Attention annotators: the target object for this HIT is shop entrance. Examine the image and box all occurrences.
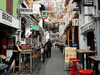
[72,26,79,49]
[0,31,7,55]
[87,32,94,51]
[0,31,2,54]
[69,29,72,47]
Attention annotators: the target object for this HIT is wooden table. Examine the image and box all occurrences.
[19,50,34,73]
[29,51,44,73]
[89,56,100,75]
[76,50,96,69]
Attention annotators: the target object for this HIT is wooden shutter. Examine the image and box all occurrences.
[6,0,13,15]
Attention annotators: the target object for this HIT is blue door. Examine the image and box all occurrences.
[69,29,72,47]
[72,27,79,49]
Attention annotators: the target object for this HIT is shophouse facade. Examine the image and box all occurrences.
[64,0,100,62]
[0,0,20,57]
[74,0,100,56]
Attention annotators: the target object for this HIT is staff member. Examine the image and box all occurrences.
[6,41,22,71]
[44,39,52,58]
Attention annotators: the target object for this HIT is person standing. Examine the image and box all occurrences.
[6,41,22,71]
[44,39,52,58]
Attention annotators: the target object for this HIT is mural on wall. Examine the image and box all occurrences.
[25,35,32,49]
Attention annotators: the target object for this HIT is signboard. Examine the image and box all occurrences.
[65,47,76,70]
[83,0,93,6]
[82,23,94,33]
[72,19,79,26]
[20,8,33,14]
[32,25,38,30]
[0,9,19,29]
[41,10,47,17]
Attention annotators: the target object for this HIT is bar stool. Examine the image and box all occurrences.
[79,69,93,75]
[72,60,81,75]
[13,60,19,74]
[68,58,77,74]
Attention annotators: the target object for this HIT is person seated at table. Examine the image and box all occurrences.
[5,41,22,71]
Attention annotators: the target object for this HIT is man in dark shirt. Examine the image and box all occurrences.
[44,39,52,58]
[6,41,22,71]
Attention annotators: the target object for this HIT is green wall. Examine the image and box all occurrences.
[0,0,6,11]
[13,0,19,18]
[0,0,19,18]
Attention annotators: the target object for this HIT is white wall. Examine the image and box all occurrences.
[39,19,43,28]
[33,1,41,14]
[59,25,65,37]
[46,33,49,42]
[79,2,88,49]
[44,31,49,43]
[25,18,31,38]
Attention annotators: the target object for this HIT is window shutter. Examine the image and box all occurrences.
[6,0,13,15]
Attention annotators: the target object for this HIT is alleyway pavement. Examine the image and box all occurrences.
[45,47,68,75]
[31,47,70,75]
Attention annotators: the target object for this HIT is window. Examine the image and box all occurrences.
[6,0,13,15]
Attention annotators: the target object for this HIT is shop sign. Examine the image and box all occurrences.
[82,23,94,33]
[83,0,93,6]
[41,10,47,19]
[72,19,79,26]
[20,8,33,14]
[2,12,12,22]
[0,9,19,29]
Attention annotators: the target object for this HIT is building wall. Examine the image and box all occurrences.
[0,0,6,11]
[13,0,19,18]
[25,18,31,38]
[0,0,19,18]
[59,25,65,37]
[79,0,100,56]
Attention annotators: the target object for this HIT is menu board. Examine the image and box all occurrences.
[7,37,15,49]
[65,47,76,70]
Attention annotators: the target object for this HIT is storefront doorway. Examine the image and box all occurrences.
[87,32,94,51]
[0,31,2,54]
[0,31,7,55]
[69,28,72,47]
[73,26,79,49]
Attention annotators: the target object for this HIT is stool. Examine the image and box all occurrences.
[79,70,93,75]
[13,60,19,74]
[68,58,77,74]
[72,60,81,75]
